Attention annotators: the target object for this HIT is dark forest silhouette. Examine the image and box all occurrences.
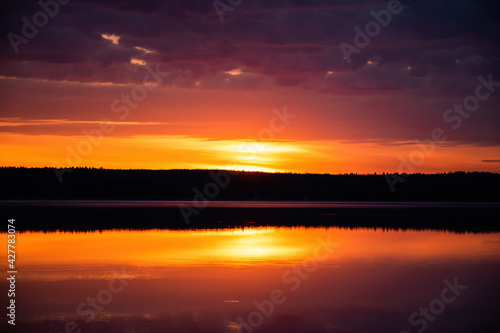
[1,167,499,201]
[1,167,499,232]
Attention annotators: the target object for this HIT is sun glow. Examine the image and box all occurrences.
[219,235,289,259]
[212,140,306,172]
[15,227,316,279]
[2,130,500,174]
[14,227,500,281]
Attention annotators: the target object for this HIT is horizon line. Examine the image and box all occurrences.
[1,166,499,176]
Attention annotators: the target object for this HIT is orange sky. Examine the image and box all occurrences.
[1,1,500,174]
[1,77,499,174]
[1,132,499,174]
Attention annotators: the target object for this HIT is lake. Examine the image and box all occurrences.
[1,201,499,332]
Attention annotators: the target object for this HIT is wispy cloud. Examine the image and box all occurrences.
[0,118,169,127]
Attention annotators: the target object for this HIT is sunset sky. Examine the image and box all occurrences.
[1,0,499,174]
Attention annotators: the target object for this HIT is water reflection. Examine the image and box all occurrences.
[4,200,500,232]
[2,227,500,332]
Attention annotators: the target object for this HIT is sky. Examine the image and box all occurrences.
[0,0,499,174]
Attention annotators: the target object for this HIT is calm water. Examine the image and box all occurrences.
[4,200,499,208]
[2,225,500,332]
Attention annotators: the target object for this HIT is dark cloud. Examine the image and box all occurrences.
[1,0,498,86]
[0,0,499,146]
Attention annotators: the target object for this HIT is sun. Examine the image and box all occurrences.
[211,140,302,173]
